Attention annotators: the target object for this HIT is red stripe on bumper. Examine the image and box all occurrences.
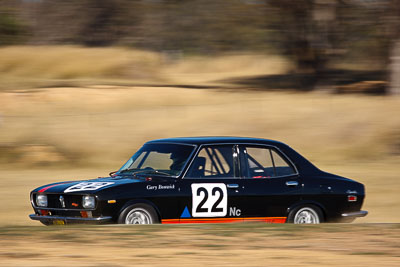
[162,217,287,224]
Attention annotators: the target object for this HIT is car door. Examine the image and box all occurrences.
[171,144,246,223]
[237,145,302,222]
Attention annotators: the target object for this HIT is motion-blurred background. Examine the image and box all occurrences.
[0,0,399,224]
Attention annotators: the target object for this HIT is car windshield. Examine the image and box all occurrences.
[118,143,196,177]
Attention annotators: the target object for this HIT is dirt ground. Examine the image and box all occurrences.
[0,224,399,267]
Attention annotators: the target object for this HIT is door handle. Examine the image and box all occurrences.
[286,181,298,187]
[227,184,239,189]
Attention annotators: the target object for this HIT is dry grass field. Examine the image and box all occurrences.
[1,86,400,165]
[0,224,399,267]
[0,46,291,89]
[0,46,399,266]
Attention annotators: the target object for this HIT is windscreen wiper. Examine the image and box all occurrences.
[132,170,174,177]
[119,168,137,173]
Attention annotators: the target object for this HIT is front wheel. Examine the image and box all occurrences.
[118,204,159,224]
[287,205,324,224]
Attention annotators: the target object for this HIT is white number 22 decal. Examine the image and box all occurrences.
[191,183,227,217]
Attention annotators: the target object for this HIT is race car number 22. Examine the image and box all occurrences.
[191,183,227,217]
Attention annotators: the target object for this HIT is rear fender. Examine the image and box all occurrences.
[286,200,327,221]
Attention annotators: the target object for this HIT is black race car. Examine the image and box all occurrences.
[29,137,367,225]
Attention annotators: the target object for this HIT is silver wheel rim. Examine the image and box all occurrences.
[125,208,152,224]
[294,207,320,224]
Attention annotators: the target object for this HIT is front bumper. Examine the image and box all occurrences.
[29,214,113,224]
[341,210,368,217]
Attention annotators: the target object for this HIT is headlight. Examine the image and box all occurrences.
[82,195,95,209]
[36,194,48,207]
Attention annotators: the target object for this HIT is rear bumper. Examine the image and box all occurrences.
[341,210,368,218]
[29,214,113,224]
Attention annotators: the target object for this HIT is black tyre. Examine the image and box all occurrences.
[287,205,324,224]
[118,203,159,224]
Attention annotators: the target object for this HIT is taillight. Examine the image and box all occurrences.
[348,195,357,202]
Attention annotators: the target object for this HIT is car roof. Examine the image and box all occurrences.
[146,136,323,176]
[147,136,285,146]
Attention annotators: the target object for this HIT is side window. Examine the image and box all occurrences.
[271,150,296,176]
[243,146,295,178]
[185,145,235,178]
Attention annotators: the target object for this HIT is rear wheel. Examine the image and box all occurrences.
[118,204,159,224]
[288,205,324,224]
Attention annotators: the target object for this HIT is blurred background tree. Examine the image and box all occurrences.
[0,6,26,45]
[388,0,400,95]
[0,0,399,93]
